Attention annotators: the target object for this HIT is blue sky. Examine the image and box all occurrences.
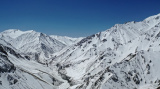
[0,0,160,37]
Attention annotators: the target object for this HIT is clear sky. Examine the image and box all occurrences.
[0,0,160,37]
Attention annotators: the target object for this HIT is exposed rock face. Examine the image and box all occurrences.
[0,44,16,73]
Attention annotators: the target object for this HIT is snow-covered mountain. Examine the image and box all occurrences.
[51,13,160,89]
[1,13,160,89]
[0,29,67,63]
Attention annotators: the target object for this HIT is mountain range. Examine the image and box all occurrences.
[0,13,160,89]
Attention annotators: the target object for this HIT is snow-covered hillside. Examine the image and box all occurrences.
[1,13,160,89]
[0,39,70,89]
[51,13,160,89]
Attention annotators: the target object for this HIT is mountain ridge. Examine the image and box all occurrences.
[51,13,160,89]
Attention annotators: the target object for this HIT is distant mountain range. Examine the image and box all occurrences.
[0,13,160,89]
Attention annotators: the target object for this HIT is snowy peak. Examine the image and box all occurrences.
[144,13,160,21]
[0,30,66,63]
[0,29,65,51]
[1,29,34,38]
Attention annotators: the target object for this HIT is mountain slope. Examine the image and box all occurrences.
[0,39,70,89]
[51,13,160,89]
